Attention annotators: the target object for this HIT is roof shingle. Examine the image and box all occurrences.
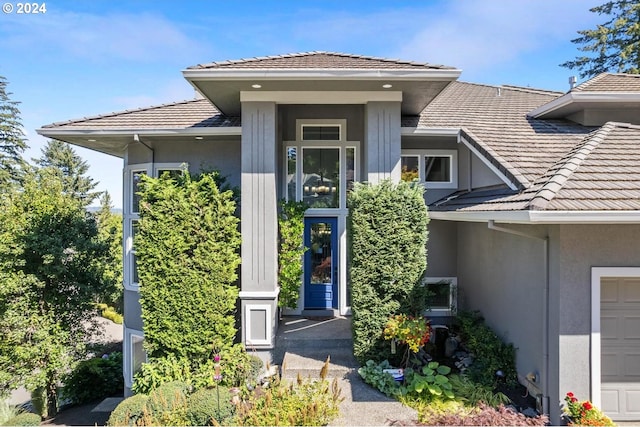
[572,73,640,92]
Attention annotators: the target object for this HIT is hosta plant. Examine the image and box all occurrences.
[405,361,454,399]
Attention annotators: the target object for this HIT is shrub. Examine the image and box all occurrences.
[107,394,149,426]
[348,180,429,364]
[278,200,308,309]
[145,381,190,425]
[132,345,258,394]
[0,400,22,426]
[448,374,510,407]
[137,171,241,362]
[186,387,235,426]
[405,361,454,400]
[235,376,342,426]
[101,306,123,324]
[418,403,548,426]
[2,412,41,426]
[62,352,123,404]
[455,311,517,386]
[357,360,402,397]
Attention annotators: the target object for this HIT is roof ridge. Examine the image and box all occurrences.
[189,51,449,70]
[457,81,562,96]
[527,122,617,210]
[43,98,213,128]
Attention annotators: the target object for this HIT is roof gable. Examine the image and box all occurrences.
[572,73,640,92]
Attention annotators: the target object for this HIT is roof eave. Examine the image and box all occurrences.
[529,92,640,118]
[430,209,640,224]
[182,68,462,81]
[37,127,243,137]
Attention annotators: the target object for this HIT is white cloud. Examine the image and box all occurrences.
[1,10,206,63]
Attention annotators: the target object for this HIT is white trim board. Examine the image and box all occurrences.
[590,267,640,408]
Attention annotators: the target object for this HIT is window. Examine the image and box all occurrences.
[401,150,458,189]
[302,125,341,141]
[423,277,457,316]
[286,119,357,210]
[124,163,186,292]
[124,328,146,388]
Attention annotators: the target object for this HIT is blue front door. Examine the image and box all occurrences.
[304,217,338,309]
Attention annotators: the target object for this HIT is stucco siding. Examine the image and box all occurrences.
[456,222,546,394]
[554,224,640,408]
[425,219,457,277]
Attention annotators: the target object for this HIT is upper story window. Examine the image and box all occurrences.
[401,149,458,189]
[286,119,357,211]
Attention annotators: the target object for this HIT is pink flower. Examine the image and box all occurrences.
[213,354,221,362]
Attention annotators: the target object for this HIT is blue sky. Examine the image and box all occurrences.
[1,0,603,208]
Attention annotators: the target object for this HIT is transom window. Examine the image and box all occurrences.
[401,149,458,189]
[302,125,341,141]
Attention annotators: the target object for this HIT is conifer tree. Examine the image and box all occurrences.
[562,1,640,78]
[0,76,27,191]
[35,139,100,205]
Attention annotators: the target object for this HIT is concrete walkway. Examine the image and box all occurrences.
[276,315,417,426]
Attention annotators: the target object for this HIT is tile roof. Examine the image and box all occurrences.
[572,73,640,92]
[41,98,239,130]
[188,51,455,70]
[417,81,592,187]
[431,122,640,212]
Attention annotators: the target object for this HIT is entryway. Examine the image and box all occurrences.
[304,217,338,310]
[596,271,640,421]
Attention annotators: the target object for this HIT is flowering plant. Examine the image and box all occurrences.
[563,392,615,426]
[383,314,431,353]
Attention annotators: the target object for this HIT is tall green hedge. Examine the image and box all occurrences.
[136,171,241,362]
[348,180,429,364]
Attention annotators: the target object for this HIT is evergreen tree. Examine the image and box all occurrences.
[561,1,640,78]
[35,139,101,205]
[0,171,108,416]
[0,76,27,191]
[95,192,123,311]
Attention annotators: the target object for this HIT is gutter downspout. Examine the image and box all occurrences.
[487,220,550,416]
[134,133,154,164]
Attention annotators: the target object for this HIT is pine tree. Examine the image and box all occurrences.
[35,139,101,205]
[0,76,28,191]
[561,1,640,78]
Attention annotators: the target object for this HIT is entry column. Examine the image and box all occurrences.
[239,101,279,352]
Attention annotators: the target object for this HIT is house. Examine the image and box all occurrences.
[38,52,640,423]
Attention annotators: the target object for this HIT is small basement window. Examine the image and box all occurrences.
[424,278,457,316]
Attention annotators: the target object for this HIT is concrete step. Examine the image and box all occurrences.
[281,346,359,379]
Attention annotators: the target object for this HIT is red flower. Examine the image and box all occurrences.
[567,392,574,397]
[571,397,578,403]
[583,401,593,411]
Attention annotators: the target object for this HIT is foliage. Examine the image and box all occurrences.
[348,179,429,364]
[405,361,454,399]
[277,200,308,309]
[0,75,27,192]
[357,360,403,397]
[561,0,640,78]
[2,412,41,426]
[448,374,510,407]
[186,386,235,426]
[418,403,548,426]
[146,381,190,415]
[95,192,123,311]
[97,303,123,324]
[384,314,431,353]
[0,400,22,425]
[563,392,615,426]
[34,139,101,205]
[107,393,149,426]
[455,311,517,387]
[61,352,123,405]
[132,345,259,394]
[136,171,241,361]
[0,171,109,416]
[235,372,342,426]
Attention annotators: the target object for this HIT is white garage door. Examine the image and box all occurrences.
[601,277,640,421]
